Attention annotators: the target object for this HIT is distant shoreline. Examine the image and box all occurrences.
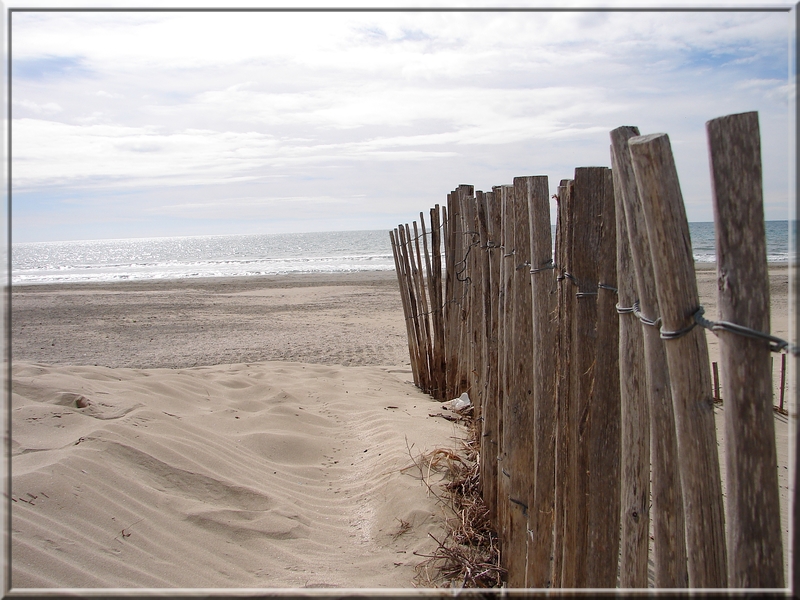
[8,260,791,288]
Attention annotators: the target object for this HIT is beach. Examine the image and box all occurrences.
[10,264,793,588]
[11,270,459,589]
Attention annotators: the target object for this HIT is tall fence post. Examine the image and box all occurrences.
[706,111,784,588]
[585,167,621,588]
[411,219,433,392]
[428,204,447,400]
[610,148,650,588]
[552,178,574,589]
[501,177,535,587]
[562,167,606,588]
[444,192,459,399]
[497,184,515,572]
[467,192,484,418]
[390,228,419,386]
[457,185,475,397]
[481,189,503,523]
[629,132,728,588]
[525,175,558,588]
[611,126,688,588]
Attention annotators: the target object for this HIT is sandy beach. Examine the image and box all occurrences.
[10,264,793,588]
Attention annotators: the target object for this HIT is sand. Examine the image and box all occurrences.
[9,265,793,589]
[10,271,459,589]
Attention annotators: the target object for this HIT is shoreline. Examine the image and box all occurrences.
[9,260,791,289]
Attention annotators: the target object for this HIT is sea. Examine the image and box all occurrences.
[11,221,794,285]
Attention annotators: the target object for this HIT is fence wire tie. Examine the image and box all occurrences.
[598,283,618,293]
[516,261,531,271]
[530,259,555,274]
[687,306,800,355]
[504,249,516,258]
[561,272,578,285]
[616,303,635,314]
[632,300,662,328]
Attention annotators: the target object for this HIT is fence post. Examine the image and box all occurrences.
[610,149,650,588]
[611,126,688,588]
[706,111,784,587]
[467,192,484,418]
[479,190,502,523]
[444,192,459,399]
[499,177,535,587]
[412,219,433,392]
[397,225,420,387]
[419,213,437,395]
[390,228,420,387]
[629,132,728,588]
[525,175,559,588]
[404,222,430,391]
[457,185,475,397]
[562,167,606,588]
[497,184,515,571]
[578,167,621,588]
[428,205,447,400]
[552,178,574,588]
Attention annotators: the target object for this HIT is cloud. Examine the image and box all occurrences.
[9,9,792,240]
[12,119,282,189]
[15,99,62,115]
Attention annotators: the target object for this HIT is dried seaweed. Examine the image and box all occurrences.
[407,412,505,588]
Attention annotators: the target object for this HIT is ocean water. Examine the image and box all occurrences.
[11,222,793,285]
[689,220,792,264]
[11,230,396,285]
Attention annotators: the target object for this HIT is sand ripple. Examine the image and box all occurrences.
[11,361,458,589]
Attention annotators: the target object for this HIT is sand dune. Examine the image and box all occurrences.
[11,360,459,588]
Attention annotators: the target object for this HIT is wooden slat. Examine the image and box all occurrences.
[475,191,491,428]
[585,166,621,588]
[503,177,535,587]
[399,224,425,390]
[482,188,503,523]
[390,229,419,387]
[629,132,728,588]
[611,126,688,588]
[552,178,573,588]
[706,111,784,588]
[413,219,433,392]
[429,205,446,400]
[497,184,515,575]
[610,148,650,588]
[563,167,605,588]
[525,175,559,588]
[444,192,457,399]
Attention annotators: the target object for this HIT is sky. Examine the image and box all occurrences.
[8,2,795,243]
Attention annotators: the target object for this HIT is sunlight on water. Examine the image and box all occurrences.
[11,223,791,285]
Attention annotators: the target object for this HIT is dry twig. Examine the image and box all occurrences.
[408,414,504,588]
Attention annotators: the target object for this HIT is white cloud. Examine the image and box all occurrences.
[9,8,793,239]
[16,99,62,114]
[12,119,282,188]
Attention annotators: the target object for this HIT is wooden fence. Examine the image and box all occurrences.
[389,111,791,589]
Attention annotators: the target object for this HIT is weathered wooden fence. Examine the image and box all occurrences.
[389,111,791,589]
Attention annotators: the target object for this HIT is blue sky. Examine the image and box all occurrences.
[9,2,794,242]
